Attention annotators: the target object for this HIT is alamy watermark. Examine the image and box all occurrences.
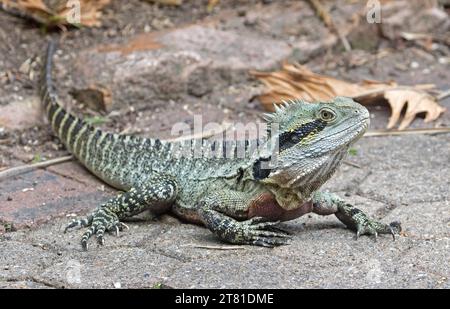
[365,259,384,284]
[169,116,279,168]
[366,0,382,24]
[65,0,81,24]
[66,259,82,285]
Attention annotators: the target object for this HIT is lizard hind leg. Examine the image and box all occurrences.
[65,173,178,250]
[197,190,292,247]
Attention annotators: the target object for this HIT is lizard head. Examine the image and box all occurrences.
[254,96,369,194]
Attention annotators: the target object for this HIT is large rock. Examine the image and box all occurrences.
[33,0,361,114]
[68,25,292,110]
[0,96,42,130]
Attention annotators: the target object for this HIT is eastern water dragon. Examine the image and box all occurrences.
[40,42,401,250]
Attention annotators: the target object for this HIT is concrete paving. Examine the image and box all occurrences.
[1,133,448,289]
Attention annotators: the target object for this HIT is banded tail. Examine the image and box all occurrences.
[39,42,164,190]
[39,41,120,185]
[40,41,95,157]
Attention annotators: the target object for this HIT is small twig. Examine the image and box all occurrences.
[343,160,362,169]
[437,89,450,101]
[183,244,246,250]
[400,32,450,46]
[336,29,352,52]
[307,0,351,52]
[0,155,73,181]
[364,127,450,137]
[0,1,49,25]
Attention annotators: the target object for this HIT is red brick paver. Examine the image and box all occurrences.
[0,163,116,231]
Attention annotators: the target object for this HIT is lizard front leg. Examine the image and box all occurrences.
[311,191,402,239]
[65,173,178,250]
[197,190,291,247]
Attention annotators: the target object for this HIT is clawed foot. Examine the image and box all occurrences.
[355,219,402,241]
[336,204,402,241]
[240,217,292,247]
[64,210,128,251]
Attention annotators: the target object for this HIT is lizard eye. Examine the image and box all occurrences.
[319,108,336,122]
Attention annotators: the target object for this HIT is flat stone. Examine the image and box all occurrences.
[1,197,447,289]
[337,134,450,205]
[165,230,445,288]
[0,96,42,130]
[0,241,54,281]
[322,162,371,194]
[37,247,181,288]
[1,218,183,288]
[0,168,114,230]
[354,134,450,171]
[358,166,449,205]
[384,200,450,239]
[46,161,115,191]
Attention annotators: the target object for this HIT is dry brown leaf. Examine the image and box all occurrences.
[383,89,444,129]
[251,63,446,130]
[1,0,110,27]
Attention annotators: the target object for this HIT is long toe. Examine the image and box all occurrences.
[265,225,292,235]
[64,220,79,233]
[254,230,289,238]
[247,216,271,225]
[251,220,281,230]
[118,222,130,231]
[65,219,85,233]
[80,225,96,251]
[97,234,105,246]
[64,215,93,233]
[81,238,89,251]
[95,226,106,246]
[252,236,290,247]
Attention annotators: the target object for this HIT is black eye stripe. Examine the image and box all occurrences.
[278,119,326,152]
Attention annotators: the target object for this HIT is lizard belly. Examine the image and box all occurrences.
[247,192,312,221]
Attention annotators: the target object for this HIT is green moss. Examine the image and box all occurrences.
[32,153,42,164]
[84,116,111,126]
[348,148,358,156]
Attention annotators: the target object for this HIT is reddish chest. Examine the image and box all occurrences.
[247,192,313,221]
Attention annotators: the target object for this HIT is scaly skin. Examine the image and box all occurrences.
[40,41,401,250]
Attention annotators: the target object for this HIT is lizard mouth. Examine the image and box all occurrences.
[315,115,369,147]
